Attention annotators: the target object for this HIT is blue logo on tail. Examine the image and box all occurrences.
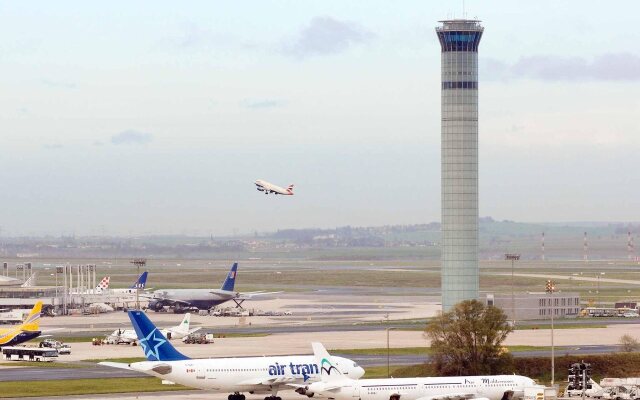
[128,311,189,361]
[130,271,148,289]
[220,263,238,292]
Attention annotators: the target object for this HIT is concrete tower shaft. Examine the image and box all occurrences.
[436,20,483,311]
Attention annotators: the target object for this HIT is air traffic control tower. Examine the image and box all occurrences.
[436,20,483,311]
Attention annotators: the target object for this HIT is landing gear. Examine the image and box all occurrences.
[228,393,246,400]
[264,396,282,400]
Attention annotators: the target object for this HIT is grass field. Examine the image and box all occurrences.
[0,377,189,398]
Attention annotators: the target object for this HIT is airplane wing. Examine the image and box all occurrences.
[187,327,201,335]
[99,362,133,370]
[41,328,65,333]
[287,382,346,392]
[236,291,282,300]
[239,376,299,386]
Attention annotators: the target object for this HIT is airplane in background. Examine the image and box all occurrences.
[0,301,44,347]
[100,311,364,400]
[302,343,539,400]
[106,313,200,343]
[255,180,294,196]
[147,263,278,312]
[87,271,148,294]
[110,271,149,294]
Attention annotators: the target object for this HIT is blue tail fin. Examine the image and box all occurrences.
[127,310,189,361]
[220,263,238,291]
[130,271,148,289]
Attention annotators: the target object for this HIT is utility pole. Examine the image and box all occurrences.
[546,279,556,385]
[385,313,390,378]
[131,258,146,310]
[505,253,520,326]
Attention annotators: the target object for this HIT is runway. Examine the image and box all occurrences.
[0,345,621,382]
[0,364,145,382]
[28,391,294,400]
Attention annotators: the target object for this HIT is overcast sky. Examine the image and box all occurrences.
[1,1,639,236]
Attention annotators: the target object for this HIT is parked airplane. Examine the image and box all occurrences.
[110,271,149,294]
[147,263,277,312]
[106,313,199,343]
[100,311,364,400]
[0,302,44,347]
[255,180,294,196]
[301,343,538,400]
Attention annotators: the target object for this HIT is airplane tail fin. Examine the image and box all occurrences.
[287,184,294,194]
[130,271,148,289]
[96,276,110,292]
[312,342,343,382]
[220,263,238,291]
[21,301,43,332]
[128,310,189,361]
[21,272,37,287]
[174,313,191,335]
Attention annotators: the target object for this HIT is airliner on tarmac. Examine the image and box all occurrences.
[147,263,278,312]
[0,302,44,347]
[106,313,200,343]
[100,311,364,400]
[301,343,539,400]
[255,180,294,195]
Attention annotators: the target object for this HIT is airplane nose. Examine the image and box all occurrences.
[356,366,365,378]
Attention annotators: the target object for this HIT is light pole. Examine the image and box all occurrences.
[596,272,605,306]
[505,254,520,325]
[384,313,390,378]
[546,279,556,385]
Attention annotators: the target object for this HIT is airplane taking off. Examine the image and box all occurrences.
[255,180,294,195]
[147,263,278,312]
[100,311,364,400]
[0,302,44,347]
[302,343,539,400]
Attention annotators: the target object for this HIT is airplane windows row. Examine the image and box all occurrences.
[204,368,269,372]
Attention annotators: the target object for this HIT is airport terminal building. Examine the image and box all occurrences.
[486,292,582,320]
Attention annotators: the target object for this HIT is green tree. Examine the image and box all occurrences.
[425,300,514,375]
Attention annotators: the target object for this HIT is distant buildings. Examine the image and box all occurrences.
[486,292,582,320]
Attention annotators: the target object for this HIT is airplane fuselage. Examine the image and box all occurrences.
[0,330,41,347]
[311,375,537,400]
[149,289,237,311]
[130,355,363,393]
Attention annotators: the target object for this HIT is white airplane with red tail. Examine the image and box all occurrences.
[255,180,294,195]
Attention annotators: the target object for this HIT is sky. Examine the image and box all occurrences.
[0,1,639,236]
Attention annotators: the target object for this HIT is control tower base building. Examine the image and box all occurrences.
[436,20,484,311]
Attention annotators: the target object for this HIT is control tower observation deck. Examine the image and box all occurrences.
[435,19,483,311]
